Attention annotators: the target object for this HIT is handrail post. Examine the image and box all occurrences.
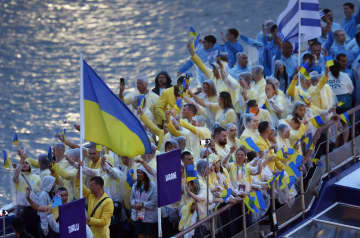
[325,127,330,173]
[242,201,247,238]
[352,112,356,159]
[271,181,277,236]
[210,217,216,238]
[300,171,305,219]
[2,213,5,238]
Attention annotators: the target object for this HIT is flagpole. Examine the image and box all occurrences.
[158,208,162,238]
[80,53,84,198]
[298,0,301,70]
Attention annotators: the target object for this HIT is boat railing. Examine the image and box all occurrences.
[173,105,360,238]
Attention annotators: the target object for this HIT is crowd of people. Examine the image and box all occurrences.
[8,2,360,238]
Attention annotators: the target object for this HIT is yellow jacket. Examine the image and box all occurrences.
[139,113,164,149]
[255,136,285,172]
[76,180,114,238]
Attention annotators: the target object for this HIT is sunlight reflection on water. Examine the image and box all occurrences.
[0,0,346,205]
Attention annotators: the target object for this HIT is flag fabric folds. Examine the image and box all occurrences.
[325,56,334,67]
[126,169,135,190]
[189,27,200,48]
[310,115,325,128]
[299,62,310,79]
[185,165,198,182]
[82,60,151,157]
[219,188,232,202]
[13,133,18,145]
[2,150,11,169]
[241,137,260,153]
[277,0,321,44]
[137,94,146,108]
[340,112,351,125]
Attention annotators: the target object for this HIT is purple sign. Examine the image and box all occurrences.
[59,198,86,238]
[156,149,182,207]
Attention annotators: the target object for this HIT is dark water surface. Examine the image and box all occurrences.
[0,0,346,205]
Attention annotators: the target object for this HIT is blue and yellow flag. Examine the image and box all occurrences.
[299,61,310,79]
[126,169,135,190]
[219,188,232,202]
[2,150,11,169]
[267,171,282,188]
[325,56,334,68]
[186,165,198,182]
[189,27,200,48]
[261,100,273,114]
[137,94,146,108]
[82,60,151,157]
[310,115,325,129]
[174,98,182,112]
[12,133,18,145]
[243,194,258,213]
[302,133,313,151]
[340,112,350,125]
[241,137,260,153]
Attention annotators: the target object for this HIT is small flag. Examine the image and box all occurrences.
[186,165,198,182]
[337,101,344,107]
[51,194,62,208]
[310,115,325,129]
[241,137,260,153]
[302,133,313,151]
[244,195,258,213]
[189,27,200,48]
[126,169,135,190]
[288,161,302,177]
[253,190,267,210]
[12,133,18,145]
[340,112,351,125]
[299,62,310,79]
[47,146,52,161]
[2,150,11,169]
[267,171,282,188]
[174,98,182,112]
[325,56,334,68]
[312,158,323,167]
[219,188,232,202]
[137,95,145,108]
[261,100,273,114]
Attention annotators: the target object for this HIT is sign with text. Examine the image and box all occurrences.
[59,198,86,238]
[156,149,181,207]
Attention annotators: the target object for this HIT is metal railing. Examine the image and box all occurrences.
[174,105,360,238]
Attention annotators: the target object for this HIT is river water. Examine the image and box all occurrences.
[0,0,347,205]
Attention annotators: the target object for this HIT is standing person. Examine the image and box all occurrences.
[341,2,360,39]
[221,28,243,68]
[13,150,42,238]
[274,41,297,80]
[328,60,354,114]
[130,166,158,238]
[28,175,57,237]
[229,52,250,79]
[273,60,289,92]
[152,71,172,96]
[178,35,219,84]
[76,175,114,238]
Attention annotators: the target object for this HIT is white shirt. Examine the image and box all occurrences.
[328,72,354,95]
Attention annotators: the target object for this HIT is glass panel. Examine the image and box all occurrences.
[317,204,360,227]
[287,221,360,238]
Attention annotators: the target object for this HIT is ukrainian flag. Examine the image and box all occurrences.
[340,112,351,125]
[310,115,325,129]
[186,165,198,182]
[12,133,18,145]
[244,195,258,213]
[261,100,273,113]
[126,169,135,190]
[299,62,310,79]
[325,56,334,68]
[241,137,260,153]
[189,27,200,48]
[174,98,182,112]
[137,94,145,108]
[219,188,232,202]
[2,150,11,169]
[82,60,151,157]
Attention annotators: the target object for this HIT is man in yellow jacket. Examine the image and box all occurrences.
[76,176,114,238]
